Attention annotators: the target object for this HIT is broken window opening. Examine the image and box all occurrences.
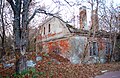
[39,43,43,52]
[105,42,113,62]
[90,46,93,56]
[49,24,50,32]
[90,42,98,56]
[44,27,45,35]
[106,42,112,55]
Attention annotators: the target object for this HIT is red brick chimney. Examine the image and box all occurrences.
[79,6,87,30]
[91,9,99,31]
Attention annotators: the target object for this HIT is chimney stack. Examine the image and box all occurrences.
[79,6,87,30]
[91,9,99,31]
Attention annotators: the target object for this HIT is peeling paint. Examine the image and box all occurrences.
[36,17,112,64]
[59,39,69,53]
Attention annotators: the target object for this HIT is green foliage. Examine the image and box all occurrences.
[20,69,29,75]
[32,74,38,78]
[30,67,36,74]
[12,68,37,78]
[6,76,10,78]
[47,61,52,65]
[49,71,54,78]
[37,72,44,75]
[0,75,2,78]
[13,73,18,78]
[43,53,49,57]
[12,68,49,78]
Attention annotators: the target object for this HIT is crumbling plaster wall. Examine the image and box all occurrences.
[36,17,71,52]
[37,33,111,64]
[68,36,88,64]
[36,17,112,64]
[66,36,108,64]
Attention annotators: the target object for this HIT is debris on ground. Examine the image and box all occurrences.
[26,60,36,67]
[0,52,120,78]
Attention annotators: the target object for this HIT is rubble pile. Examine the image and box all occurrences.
[35,52,120,78]
[0,52,120,78]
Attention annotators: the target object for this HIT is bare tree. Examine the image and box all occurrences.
[6,0,63,73]
[98,1,120,62]
[0,0,6,58]
[6,0,35,73]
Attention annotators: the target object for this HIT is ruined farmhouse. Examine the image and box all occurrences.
[35,6,119,64]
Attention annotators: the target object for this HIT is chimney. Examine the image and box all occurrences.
[91,9,99,31]
[79,6,87,30]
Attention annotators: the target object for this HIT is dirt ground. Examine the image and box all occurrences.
[0,52,120,78]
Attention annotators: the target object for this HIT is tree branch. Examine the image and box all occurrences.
[27,8,66,25]
[0,33,3,39]
[6,0,16,12]
[27,10,37,25]
[64,0,72,7]
[36,8,66,23]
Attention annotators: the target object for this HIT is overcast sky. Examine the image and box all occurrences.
[31,0,120,28]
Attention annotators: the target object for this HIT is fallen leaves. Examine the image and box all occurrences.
[0,52,120,78]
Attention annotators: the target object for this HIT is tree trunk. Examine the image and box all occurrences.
[13,1,21,73]
[7,0,32,73]
[14,13,21,73]
[112,34,116,61]
[0,0,5,58]
[19,0,31,71]
[21,0,30,52]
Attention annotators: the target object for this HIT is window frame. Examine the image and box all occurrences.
[90,42,98,56]
[44,27,45,35]
[48,24,50,33]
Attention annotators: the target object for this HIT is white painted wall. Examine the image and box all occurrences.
[40,17,70,42]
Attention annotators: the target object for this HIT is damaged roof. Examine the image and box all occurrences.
[39,16,119,38]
